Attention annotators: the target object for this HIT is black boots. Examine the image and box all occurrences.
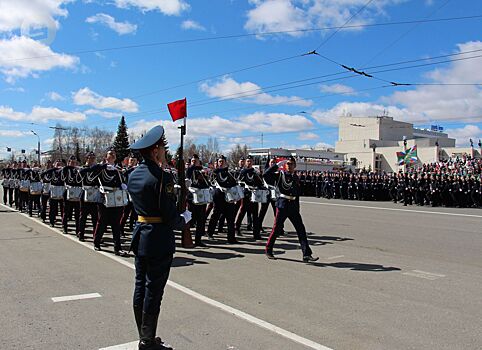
[137,311,173,350]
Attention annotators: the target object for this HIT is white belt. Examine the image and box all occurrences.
[279,194,296,200]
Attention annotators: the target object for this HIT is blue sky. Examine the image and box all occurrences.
[0,0,481,159]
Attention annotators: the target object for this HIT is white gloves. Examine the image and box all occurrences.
[121,183,128,190]
[180,210,192,224]
[277,160,288,167]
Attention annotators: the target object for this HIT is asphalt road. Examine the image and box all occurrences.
[0,192,481,350]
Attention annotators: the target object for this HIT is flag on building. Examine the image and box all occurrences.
[396,151,406,166]
[167,98,187,121]
[405,145,418,164]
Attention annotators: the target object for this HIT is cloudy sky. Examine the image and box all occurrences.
[0,0,481,158]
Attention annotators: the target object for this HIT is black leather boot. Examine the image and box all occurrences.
[133,305,143,337]
[139,312,173,350]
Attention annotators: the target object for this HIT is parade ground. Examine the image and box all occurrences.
[1,194,481,350]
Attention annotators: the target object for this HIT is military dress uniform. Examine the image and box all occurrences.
[28,168,42,217]
[1,166,11,205]
[61,165,82,234]
[264,159,318,262]
[47,167,65,227]
[235,165,263,240]
[128,125,188,350]
[78,164,100,241]
[93,164,125,254]
[186,163,209,246]
[207,164,238,243]
[120,166,138,237]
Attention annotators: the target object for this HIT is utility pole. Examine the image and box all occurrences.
[261,133,264,148]
[31,130,40,164]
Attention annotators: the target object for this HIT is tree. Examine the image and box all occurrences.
[112,116,130,164]
[228,143,248,167]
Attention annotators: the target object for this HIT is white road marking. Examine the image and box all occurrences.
[326,255,345,260]
[99,341,138,350]
[51,292,102,303]
[402,270,446,281]
[1,203,334,350]
[300,200,482,219]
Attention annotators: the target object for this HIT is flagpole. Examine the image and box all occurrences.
[178,115,194,248]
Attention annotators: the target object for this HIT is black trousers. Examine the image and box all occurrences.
[8,188,14,206]
[79,201,98,240]
[134,254,173,315]
[28,194,41,216]
[207,193,235,242]
[19,190,29,211]
[94,205,122,251]
[188,201,207,240]
[63,200,80,233]
[49,199,64,226]
[120,202,137,235]
[41,195,49,221]
[266,202,312,257]
[235,197,260,238]
[2,186,7,204]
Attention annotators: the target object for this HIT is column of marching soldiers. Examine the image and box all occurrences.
[0,151,289,255]
[1,151,481,257]
[297,158,482,208]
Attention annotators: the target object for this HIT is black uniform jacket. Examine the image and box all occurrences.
[128,159,184,257]
[264,164,301,209]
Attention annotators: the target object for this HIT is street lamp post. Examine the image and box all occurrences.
[31,130,40,164]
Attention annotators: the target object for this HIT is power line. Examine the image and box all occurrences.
[360,0,453,68]
[6,14,481,62]
[314,0,376,50]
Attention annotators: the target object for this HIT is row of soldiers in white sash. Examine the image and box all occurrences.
[1,151,318,261]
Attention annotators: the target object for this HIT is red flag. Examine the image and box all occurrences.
[167,98,187,121]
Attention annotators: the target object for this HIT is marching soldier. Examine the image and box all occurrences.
[207,155,238,243]
[235,155,263,240]
[264,157,318,262]
[128,125,191,350]
[47,159,66,227]
[120,154,139,237]
[61,156,82,235]
[1,163,12,205]
[27,164,42,217]
[186,154,209,247]
[40,160,53,223]
[93,150,127,256]
[78,152,100,242]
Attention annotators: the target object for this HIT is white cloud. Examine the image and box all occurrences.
[312,101,419,126]
[46,91,65,101]
[86,13,137,35]
[0,105,86,123]
[181,20,206,31]
[388,41,482,122]
[0,130,29,137]
[237,112,313,132]
[3,87,25,93]
[245,0,402,37]
[446,125,482,147]
[73,87,139,112]
[200,76,313,107]
[130,112,313,146]
[85,109,121,119]
[43,138,55,145]
[0,36,79,83]
[114,0,189,15]
[313,41,482,127]
[320,83,357,95]
[0,0,69,33]
[298,132,319,140]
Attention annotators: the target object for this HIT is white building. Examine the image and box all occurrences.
[335,116,481,172]
[248,147,354,172]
